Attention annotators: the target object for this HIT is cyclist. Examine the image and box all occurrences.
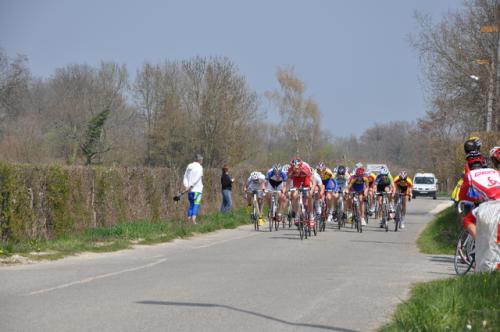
[451,173,464,206]
[266,163,288,223]
[393,170,413,228]
[244,171,267,226]
[312,166,325,219]
[332,165,350,221]
[347,167,369,226]
[489,146,500,170]
[463,136,482,172]
[286,157,315,225]
[460,149,500,272]
[375,166,396,227]
[317,162,335,222]
[365,170,377,215]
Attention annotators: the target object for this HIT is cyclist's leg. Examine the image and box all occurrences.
[401,190,408,216]
[246,192,253,213]
[291,190,299,218]
[359,192,366,224]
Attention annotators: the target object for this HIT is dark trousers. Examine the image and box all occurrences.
[221,189,232,213]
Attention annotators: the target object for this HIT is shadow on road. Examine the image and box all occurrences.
[136,300,359,332]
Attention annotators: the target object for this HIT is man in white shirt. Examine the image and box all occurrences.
[183,154,204,224]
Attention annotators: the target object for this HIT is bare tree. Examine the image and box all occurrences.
[411,0,500,133]
[0,49,31,130]
[266,67,322,162]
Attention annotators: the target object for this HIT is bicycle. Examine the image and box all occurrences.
[336,191,347,229]
[351,192,363,233]
[363,197,370,224]
[268,189,281,232]
[314,191,325,233]
[454,228,475,275]
[286,192,293,228]
[453,202,476,275]
[290,187,310,240]
[378,192,391,232]
[393,193,406,232]
[249,190,264,231]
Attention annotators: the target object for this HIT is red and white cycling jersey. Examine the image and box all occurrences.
[459,168,500,202]
[288,162,312,188]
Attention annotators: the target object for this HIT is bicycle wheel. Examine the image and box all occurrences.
[253,216,258,230]
[337,199,344,229]
[364,201,369,224]
[303,222,308,239]
[383,204,389,232]
[253,204,259,231]
[454,230,475,275]
[394,202,401,232]
[287,206,293,228]
[299,218,304,240]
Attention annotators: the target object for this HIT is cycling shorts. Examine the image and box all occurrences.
[350,183,366,193]
[291,176,311,189]
[322,179,334,191]
[247,190,265,199]
[267,180,284,192]
[376,183,391,193]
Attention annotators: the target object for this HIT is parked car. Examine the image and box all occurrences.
[412,173,438,199]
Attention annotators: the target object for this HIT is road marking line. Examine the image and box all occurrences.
[26,258,166,296]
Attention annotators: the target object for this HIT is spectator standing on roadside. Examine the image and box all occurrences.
[220,166,234,213]
[183,154,204,224]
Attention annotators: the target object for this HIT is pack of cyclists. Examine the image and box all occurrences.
[242,136,499,270]
[244,157,416,232]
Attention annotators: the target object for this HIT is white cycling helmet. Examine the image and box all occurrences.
[250,171,259,181]
[380,167,389,176]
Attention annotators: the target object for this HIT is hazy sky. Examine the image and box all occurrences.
[0,0,462,137]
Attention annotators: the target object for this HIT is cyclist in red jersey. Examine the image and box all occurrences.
[461,147,500,271]
[461,151,500,237]
[286,157,315,224]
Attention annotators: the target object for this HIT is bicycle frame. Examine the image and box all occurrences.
[351,192,363,233]
[269,189,281,231]
[378,192,390,232]
[289,187,311,239]
[250,190,264,231]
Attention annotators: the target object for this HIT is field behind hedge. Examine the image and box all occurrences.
[0,163,249,242]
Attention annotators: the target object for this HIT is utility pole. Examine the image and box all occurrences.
[494,1,500,132]
[480,1,500,132]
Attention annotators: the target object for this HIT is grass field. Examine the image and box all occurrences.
[0,209,250,262]
[417,205,461,255]
[382,204,500,331]
[380,272,499,332]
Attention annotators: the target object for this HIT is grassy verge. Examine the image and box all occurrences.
[0,209,250,262]
[416,205,460,255]
[380,272,500,332]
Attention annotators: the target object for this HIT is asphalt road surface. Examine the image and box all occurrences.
[0,198,455,332]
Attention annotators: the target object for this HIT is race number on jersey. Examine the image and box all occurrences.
[469,168,500,200]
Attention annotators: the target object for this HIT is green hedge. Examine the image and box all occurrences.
[0,163,249,242]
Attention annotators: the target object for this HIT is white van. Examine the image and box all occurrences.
[412,173,438,199]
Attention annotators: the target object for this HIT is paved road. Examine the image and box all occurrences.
[0,198,455,332]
